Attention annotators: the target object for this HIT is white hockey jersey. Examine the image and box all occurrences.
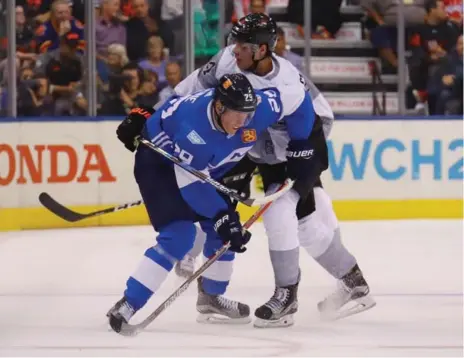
[166,46,334,164]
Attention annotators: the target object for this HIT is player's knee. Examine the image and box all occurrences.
[156,220,197,261]
[314,187,339,228]
[298,210,334,257]
[263,186,300,251]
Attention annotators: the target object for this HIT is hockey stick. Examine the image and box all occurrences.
[38,193,144,222]
[117,183,284,336]
[138,138,294,207]
[38,140,293,222]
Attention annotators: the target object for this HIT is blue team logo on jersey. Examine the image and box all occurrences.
[187,130,206,145]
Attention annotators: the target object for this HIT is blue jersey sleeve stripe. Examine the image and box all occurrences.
[285,93,315,140]
[174,165,203,189]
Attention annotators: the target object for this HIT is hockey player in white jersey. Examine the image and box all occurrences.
[173,13,376,327]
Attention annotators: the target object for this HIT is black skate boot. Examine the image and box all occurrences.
[254,281,299,328]
[318,264,376,320]
[107,297,136,334]
[196,277,251,324]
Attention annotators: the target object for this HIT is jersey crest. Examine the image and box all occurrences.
[241,129,257,143]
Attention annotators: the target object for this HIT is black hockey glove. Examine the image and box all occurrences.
[286,139,315,179]
[286,139,317,199]
[213,209,251,253]
[116,107,155,152]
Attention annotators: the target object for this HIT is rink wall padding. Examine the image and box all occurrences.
[0,116,463,231]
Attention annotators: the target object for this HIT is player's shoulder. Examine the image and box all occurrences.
[270,55,306,105]
[211,46,236,77]
[272,54,305,87]
[177,90,215,130]
[159,89,212,122]
[269,58,309,117]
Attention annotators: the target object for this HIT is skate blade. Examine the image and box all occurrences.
[321,295,376,321]
[197,313,251,325]
[253,314,294,328]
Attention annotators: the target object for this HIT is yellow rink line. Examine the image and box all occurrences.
[0,199,462,231]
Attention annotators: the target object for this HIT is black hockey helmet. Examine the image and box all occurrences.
[214,73,257,113]
[228,13,278,53]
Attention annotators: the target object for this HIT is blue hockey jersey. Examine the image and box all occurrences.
[144,87,315,218]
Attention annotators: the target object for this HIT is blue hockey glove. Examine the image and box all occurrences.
[213,209,251,253]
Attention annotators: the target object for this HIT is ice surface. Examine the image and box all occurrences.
[0,220,462,357]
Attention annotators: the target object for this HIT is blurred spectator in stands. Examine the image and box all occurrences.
[0,5,37,83]
[33,0,85,54]
[408,0,460,113]
[159,0,189,57]
[125,0,173,62]
[17,73,54,116]
[68,0,86,23]
[35,32,87,115]
[19,66,35,81]
[274,26,304,72]
[15,0,47,25]
[0,67,37,115]
[250,0,267,13]
[96,0,127,59]
[360,0,426,72]
[99,62,146,115]
[15,5,36,57]
[232,0,269,23]
[20,0,87,25]
[138,35,169,88]
[158,61,182,103]
[138,68,159,107]
[428,34,463,114]
[97,43,129,92]
[444,0,462,28]
[287,0,343,39]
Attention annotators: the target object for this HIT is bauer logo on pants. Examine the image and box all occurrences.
[241,129,257,143]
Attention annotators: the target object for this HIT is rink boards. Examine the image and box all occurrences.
[0,117,462,230]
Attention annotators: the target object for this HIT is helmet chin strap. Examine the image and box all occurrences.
[245,50,265,73]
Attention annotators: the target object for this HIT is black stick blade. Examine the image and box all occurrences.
[38,193,87,222]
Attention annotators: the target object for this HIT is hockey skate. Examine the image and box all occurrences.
[107,297,136,334]
[196,278,251,324]
[318,264,376,320]
[174,254,196,278]
[254,282,299,328]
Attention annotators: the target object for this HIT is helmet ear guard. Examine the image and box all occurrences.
[214,100,226,115]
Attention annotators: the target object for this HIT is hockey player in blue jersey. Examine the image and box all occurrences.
[107,73,315,333]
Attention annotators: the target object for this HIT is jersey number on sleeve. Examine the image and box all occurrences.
[202,61,216,75]
[161,97,185,119]
[263,90,281,112]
